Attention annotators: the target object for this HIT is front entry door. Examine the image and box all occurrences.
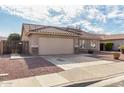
[100,43,105,51]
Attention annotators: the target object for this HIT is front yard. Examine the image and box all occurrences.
[0,51,123,82]
[0,56,64,81]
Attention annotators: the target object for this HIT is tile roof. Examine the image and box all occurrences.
[22,23,81,37]
[22,23,103,38]
[22,23,124,40]
[23,23,82,34]
[100,34,124,40]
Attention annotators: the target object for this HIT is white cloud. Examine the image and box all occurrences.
[107,6,124,18]
[1,6,50,22]
[86,6,107,23]
[0,5,124,34]
[0,5,85,25]
[84,6,124,23]
[72,20,106,34]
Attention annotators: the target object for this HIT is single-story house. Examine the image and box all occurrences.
[21,23,124,55]
[21,23,101,55]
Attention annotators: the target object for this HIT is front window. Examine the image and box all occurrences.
[79,40,85,48]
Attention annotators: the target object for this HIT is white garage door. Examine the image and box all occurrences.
[38,37,74,55]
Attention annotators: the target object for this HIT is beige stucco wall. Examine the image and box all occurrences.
[101,40,124,50]
[38,37,74,55]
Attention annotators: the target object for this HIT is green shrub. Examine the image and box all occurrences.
[7,33,21,41]
[105,43,113,51]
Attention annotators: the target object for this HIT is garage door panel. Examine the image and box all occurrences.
[39,37,74,55]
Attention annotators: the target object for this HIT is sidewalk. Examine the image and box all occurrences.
[1,61,124,87]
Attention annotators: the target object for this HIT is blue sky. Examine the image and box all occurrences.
[0,5,124,36]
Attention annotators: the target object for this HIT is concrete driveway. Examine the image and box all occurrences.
[42,54,114,70]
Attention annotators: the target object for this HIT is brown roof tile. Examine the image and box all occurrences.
[100,34,124,40]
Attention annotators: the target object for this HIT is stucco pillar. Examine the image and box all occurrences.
[74,38,79,54]
[0,41,3,55]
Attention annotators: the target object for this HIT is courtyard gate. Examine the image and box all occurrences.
[1,40,29,54]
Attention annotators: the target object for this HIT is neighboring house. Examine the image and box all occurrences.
[21,23,124,55]
[0,36,7,41]
[100,34,124,51]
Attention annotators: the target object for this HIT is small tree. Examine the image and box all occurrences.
[7,33,21,41]
[7,33,21,53]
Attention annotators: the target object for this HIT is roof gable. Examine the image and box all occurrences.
[21,23,82,37]
[27,26,79,37]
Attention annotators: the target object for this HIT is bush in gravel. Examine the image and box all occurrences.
[105,43,113,51]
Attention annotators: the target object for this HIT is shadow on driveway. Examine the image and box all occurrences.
[24,57,54,69]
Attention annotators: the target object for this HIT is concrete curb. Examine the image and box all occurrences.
[87,74,124,87]
[54,72,124,87]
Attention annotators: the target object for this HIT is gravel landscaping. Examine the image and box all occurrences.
[0,56,64,81]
